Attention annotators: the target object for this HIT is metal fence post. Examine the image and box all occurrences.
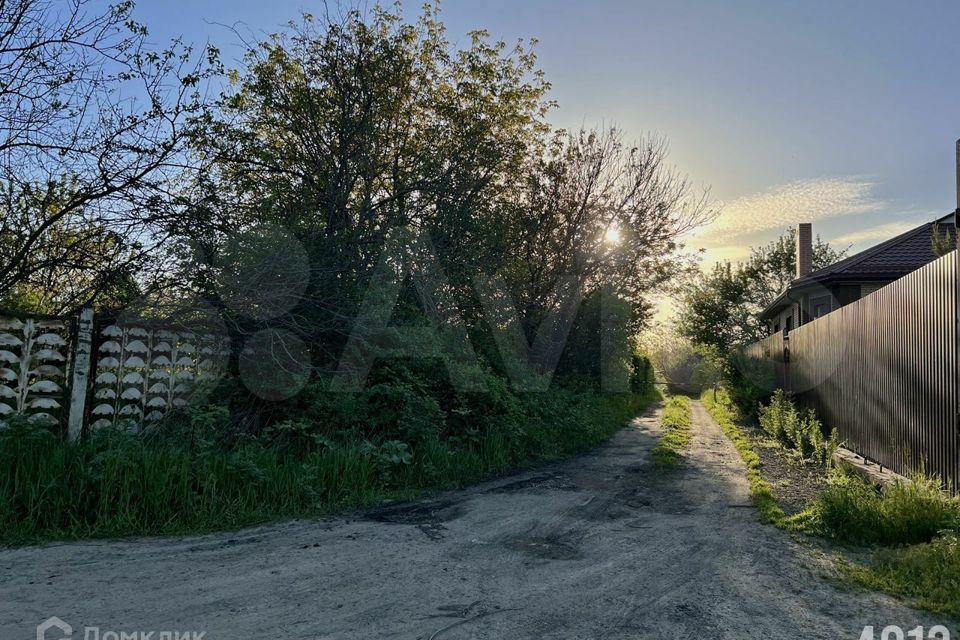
[67,307,94,442]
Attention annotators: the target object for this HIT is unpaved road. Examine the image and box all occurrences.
[1,401,951,639]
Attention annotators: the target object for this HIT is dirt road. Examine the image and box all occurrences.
[1,401,949,639]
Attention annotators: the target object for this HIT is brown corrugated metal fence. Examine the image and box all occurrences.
[745,251,958,492]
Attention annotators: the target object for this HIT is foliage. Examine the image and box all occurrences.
[739,228,848,310]
[678,229,847,355]
[640,328,721,394]
[0,387,658,544]
[0,2,692,544]
[629,348,655,392]
[931,222,954,258]
[556,291,659,391]
[758,390,839,465]
[799,469,960,546]
[720,350,778,420]
[703,387,960,617]
[700,388,785,524]
[183,5,711,391]
[650,395,692,465]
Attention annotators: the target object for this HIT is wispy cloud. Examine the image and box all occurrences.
[829,221,917,247]
[697,177,883,243]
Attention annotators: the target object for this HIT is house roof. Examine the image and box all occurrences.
[761,212,956,319]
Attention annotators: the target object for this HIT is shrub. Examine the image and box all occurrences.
[0,380,659,544]
[629,348,655,392]
[722,350,775,420]
[757,390,838,465]
[809,469,960,546]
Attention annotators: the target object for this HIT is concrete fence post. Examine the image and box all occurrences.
[67,307,94,442]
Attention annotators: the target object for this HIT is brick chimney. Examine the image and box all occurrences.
[796,223,812,278]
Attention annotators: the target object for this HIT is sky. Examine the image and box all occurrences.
[132,0,960,266]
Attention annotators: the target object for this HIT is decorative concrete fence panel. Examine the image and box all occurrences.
[0,307,229,440]
[89,322,230,431]
[0,315,73,430]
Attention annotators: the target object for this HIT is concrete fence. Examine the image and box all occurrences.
[0,308,229,440]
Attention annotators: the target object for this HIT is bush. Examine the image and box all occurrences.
[758,390,838,465]
[629,349,655,393]
[722,350,775,420]
[809,469,960,546]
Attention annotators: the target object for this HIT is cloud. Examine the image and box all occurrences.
[697,177,883,243]
[829,221,920,247]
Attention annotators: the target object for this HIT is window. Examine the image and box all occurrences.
[811,296,831,318]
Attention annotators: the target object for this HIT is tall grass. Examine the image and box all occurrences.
[842,534,960,617]
[0,389,657,544]
[798,469,960,546]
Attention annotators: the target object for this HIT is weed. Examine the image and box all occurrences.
[840,534,960,617]
[0,389,659,544]
[797,468,960,546]
[758,390,839,465]
[650,396,692,465]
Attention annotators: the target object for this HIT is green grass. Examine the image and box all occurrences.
[0,388,658,545]
[650,395,692,465]
[700,388,785,524]
[792,469,960,546]
[840,535,960,617]
[808,470,960,616]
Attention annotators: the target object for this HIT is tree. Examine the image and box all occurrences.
[678,229,847,353]
[501,127,712,342]
[678,261,759,354]
[0,0,218,312]
[740,228,847,310]
[184,4,716,391]
[639,326,720,393]
[0,178,141,313]
[186,6,553,362]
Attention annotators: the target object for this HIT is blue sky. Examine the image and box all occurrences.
[133,0,960,263]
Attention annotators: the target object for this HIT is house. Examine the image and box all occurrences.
[761,214,956,335]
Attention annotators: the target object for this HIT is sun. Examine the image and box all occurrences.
[604,225,622,245]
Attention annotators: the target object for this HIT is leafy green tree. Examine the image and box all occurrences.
[678,229,846,353]
[740,228,848,310]
[188,5,711,383]
[0,179,142,314]
[189,6,552,359]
